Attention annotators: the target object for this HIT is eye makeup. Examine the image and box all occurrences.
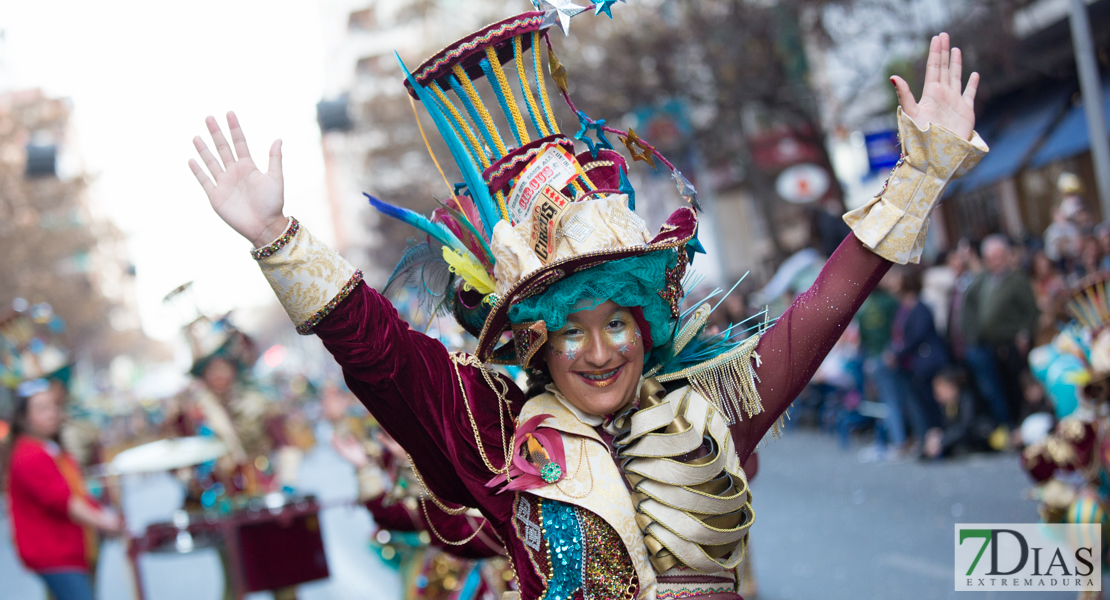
[549,327,585,361]
[547,309,641,362]
[604,310,639,356]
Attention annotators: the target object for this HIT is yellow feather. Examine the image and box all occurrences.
[442,247,495,296]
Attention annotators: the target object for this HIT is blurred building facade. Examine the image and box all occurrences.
[0,89,145,359]
[809,0,1110,251]
[315,0,506,286]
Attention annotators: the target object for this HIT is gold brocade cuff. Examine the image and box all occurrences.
[843,108,989,265]
[256,220,362,334]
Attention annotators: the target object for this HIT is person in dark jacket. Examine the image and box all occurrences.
[886,266,949,446]
[924,367,995,458]
[962,235,1040,427]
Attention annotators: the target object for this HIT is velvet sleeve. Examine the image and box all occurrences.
[313,282,519,516]
[732,233,892,462]
[363,496,420,531]
[10,444,72,518]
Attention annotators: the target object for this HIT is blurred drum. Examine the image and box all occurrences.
[131,494,329,598]
[108,436,229,475]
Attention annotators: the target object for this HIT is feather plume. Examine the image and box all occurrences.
[365,193,474,257]
[446,194,488,243]
[383,241,456,316]
[442,247,495,295]
[432,206,494,270]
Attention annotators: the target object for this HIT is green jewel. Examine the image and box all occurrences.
[540,461,562,483]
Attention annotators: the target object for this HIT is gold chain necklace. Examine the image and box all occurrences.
[419,495,486,546]
[449,352,516,477]
[555,438,594,499]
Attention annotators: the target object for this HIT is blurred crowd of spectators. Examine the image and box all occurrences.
[786,174,1100,462]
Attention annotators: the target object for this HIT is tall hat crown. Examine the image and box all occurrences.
[371,5,711,367]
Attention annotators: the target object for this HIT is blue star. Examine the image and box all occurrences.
[565,349,578,360]
[574,111,613,159]
[593,0,622,18]
[619,343,630,355]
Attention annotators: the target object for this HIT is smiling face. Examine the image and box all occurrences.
[544,300,645,417]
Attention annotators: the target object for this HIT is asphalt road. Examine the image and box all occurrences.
[0,428,1076,599]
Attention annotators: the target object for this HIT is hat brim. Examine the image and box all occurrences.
[475,207,698,364]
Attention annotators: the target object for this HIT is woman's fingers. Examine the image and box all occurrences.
[193,135,223,180]
[268,139,283,179]
[938,33,950,86]
[925,35,941,85]
[227,112,251,160]
[188,158,216,197]
[205,115,236,167]
[892,75,918,116]
[950,47,963,91]
[963,72,980,106]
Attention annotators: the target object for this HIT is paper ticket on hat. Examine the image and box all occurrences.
[508,144,578,224]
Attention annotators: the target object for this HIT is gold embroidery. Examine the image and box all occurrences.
[257,223,360,331]
[843,108,989,265]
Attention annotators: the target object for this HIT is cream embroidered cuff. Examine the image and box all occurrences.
[843,108,989,265]
[255,219,363,334]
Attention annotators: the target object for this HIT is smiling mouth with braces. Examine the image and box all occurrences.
[582,368,619,381]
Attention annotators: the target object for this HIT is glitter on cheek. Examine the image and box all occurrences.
[549,334,585,362]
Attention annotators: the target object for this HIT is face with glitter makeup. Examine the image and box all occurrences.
[545,300,645,417]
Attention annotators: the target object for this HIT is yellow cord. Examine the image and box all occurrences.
[533,31,560,134]
[452,65,507,157]
[515,35,549,138]
[431,83,491,170]
[485,46,530,146]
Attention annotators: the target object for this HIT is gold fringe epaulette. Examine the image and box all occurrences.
[656,334,763,426]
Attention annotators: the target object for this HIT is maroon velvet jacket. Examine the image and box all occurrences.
[315,233,890,598]
[363,492,504,559]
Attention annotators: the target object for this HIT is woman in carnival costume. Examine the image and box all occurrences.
[187,6,986,598]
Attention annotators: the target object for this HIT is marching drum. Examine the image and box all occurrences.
[106,437,330,600]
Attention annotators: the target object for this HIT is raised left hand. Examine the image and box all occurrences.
[892,33,979,141]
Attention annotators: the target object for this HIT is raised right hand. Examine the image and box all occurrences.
[189,112,288,248]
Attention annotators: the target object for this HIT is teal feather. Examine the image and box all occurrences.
[365,193,472,259]
[396,53,500,237]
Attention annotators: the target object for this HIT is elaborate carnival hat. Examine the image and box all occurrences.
[165,282,256,377]
[368,2,762,378]
[0,302,72,392]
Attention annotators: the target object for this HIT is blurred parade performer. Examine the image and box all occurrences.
[1022,273,1110,599]
[169,315,302,504]
[166,314,303,600]
[324,383,511,599]
[188,4,986,596]
[1,309,121,600]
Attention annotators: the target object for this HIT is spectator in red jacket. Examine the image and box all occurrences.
[3,379,121,600]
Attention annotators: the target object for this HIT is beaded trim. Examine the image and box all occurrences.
[250,217,299,260]
[486,139,575,184]
[294,269,364,334]
[415,15,545,83]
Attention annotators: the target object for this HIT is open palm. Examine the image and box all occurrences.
[188,112,288,248]
[892,33,979,141]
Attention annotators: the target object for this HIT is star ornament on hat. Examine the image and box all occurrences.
[373,7,737,378]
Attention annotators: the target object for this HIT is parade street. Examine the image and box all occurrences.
[0,427,1049,600]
